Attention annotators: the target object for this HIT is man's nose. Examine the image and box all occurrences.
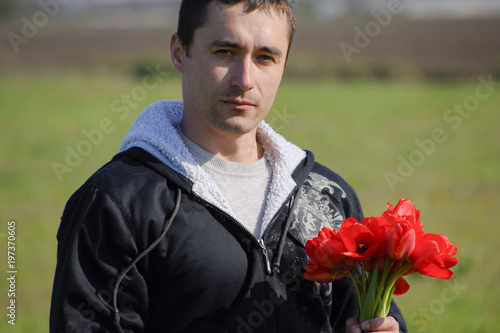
[230,56,256,92]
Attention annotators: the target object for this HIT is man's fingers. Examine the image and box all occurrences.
[361,316,399,332]
[346,317,362,333]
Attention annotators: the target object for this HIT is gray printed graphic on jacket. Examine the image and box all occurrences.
[288,172,348,246]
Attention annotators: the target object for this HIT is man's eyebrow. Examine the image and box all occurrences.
[210,39,241,49]
[209,39,283,57]
[260,46,283,57]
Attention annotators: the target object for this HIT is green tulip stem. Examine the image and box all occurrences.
[361,262,367,297]
[342,263,363,314]
[378,260,414,317]
[372,256,392,317]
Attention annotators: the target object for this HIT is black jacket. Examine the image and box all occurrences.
[50,100,407,332]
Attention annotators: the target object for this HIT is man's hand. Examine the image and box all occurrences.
[346,316,399,333]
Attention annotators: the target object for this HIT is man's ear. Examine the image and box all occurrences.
[170,33,186,73]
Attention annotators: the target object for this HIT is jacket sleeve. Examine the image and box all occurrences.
[50,185,148,333]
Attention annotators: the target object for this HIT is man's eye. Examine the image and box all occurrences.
[258,55,275,63]
[216,49,233,56]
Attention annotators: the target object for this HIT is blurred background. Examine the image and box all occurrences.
[1,0,499,331]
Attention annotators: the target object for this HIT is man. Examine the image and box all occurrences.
[50,1,407,332]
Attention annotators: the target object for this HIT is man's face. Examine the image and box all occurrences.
[176,2,290,136]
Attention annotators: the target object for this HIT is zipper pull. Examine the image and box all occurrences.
[259,239,272,275]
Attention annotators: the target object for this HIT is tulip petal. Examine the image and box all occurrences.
[393,277,410,295]
[304,259,336,283]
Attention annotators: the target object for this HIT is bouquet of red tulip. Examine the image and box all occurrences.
[303,199,458,323]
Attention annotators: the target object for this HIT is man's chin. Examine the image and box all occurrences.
[215,120,259,135]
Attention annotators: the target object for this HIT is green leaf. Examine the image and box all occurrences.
[359,269,379,323]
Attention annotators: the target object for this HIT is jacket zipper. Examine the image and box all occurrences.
[258,239,272,275]
[194,191,296,275]
[260,191,295,236]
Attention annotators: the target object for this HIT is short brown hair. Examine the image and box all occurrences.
[177,0,297,57]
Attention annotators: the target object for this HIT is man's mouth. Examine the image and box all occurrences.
[222,99,257,111]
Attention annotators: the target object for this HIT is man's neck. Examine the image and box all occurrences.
[180,120,263,163]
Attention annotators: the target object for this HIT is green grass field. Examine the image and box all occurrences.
[1,69,498,332]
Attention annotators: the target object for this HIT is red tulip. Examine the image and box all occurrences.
[305,227,355,270]
[383,199,424,238]
[303,258,337,283]
[340,218,380,261]
[362,216,391,259]
[363,216,387,235]
[386,222,416,260]
[410,233,458,279]
[387,198,420,223]
[437,235,459,268]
